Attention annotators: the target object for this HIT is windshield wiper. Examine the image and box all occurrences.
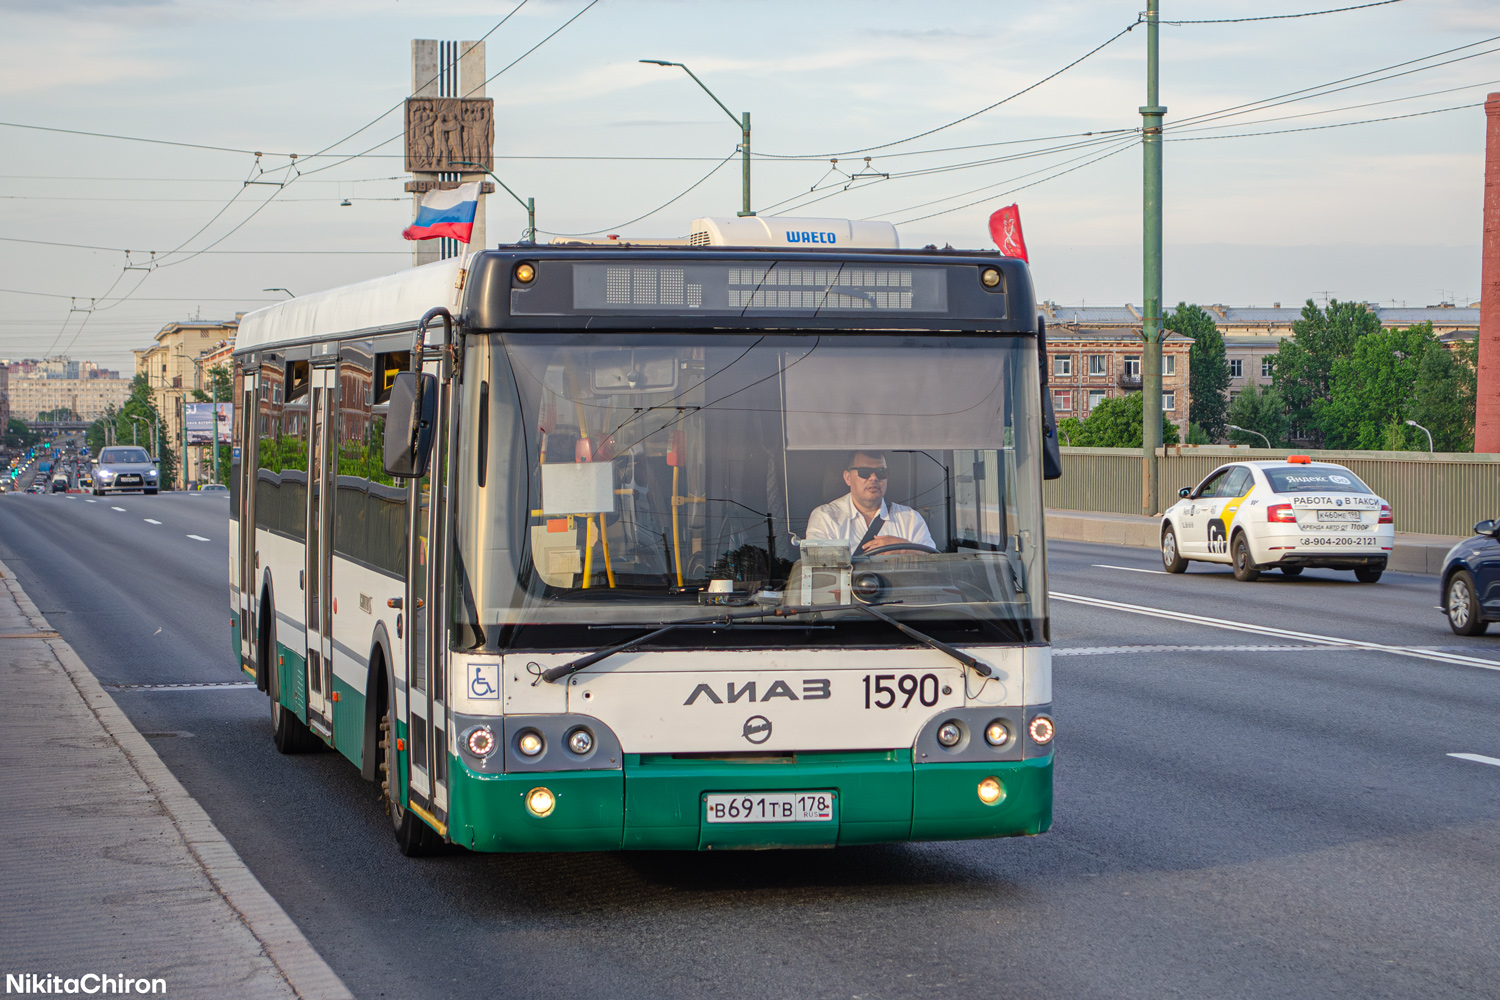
[540,608,829,683]
[541,602,990,683]
[806,602,992,678]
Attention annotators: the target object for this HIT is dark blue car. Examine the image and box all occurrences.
[1441,518,1500,635]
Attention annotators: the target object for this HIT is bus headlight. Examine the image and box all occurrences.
[977,777,1004,805]
[1028,715,1055,745]
[464,726,496,757]
[936,721,963,748]
[526,786,555,817]
[516,730,544,757]
[984,720,1011,748]
[566,728,593,755]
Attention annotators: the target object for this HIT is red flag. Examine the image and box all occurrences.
[988,204,1029,262]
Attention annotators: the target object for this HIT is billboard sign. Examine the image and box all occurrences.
[184,402,233,445]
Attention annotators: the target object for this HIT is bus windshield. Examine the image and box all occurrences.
[455,332,1046,649]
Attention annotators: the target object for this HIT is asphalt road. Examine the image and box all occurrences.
[2,493,1497,1000]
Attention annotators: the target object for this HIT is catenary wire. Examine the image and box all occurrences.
[1160,0,1406,24]
[538,150,739,236]
[757,21,1142,159]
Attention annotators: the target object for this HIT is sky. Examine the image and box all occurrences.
[1,0,1498,370]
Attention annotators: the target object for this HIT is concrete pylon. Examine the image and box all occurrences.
[409,40,488,267]
[1476,93,1500,452]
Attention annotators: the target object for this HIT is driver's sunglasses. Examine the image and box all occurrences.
[847,466,890,480]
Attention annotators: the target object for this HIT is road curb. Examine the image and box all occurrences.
[0,558,354,1000]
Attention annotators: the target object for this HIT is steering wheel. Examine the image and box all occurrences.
[857,542,939,557]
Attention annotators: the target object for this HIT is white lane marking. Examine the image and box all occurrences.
[186,534,210,542]
[144,518,162,525]
[110,506,126,511]
[1058,643,1351,656]
[1448,753,1500,767]
[105,681,257,691]
[1092,564,1167,576]
[84,498,97,503]
[1050,591,1500,673]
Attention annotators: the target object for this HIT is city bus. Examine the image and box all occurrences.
[229,230,1061,855]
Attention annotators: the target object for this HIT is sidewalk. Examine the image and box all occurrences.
[1045,508,1462,575]
[0,559,352,999]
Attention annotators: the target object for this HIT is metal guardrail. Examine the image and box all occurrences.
[1043,445,1499,537]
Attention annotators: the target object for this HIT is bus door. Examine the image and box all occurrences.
[238,369,257,673]
[304,362,337,737]
[404,353,449,818]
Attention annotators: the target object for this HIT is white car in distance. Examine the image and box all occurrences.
[1160,457,1394,582]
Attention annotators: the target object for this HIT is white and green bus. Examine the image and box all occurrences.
[229,232,1062,855]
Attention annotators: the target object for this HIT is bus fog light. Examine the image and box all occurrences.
[984,720,1011,748]
[566,728,593,755]
[977,777,1004,805]
[1028,715,1055,745]
[464,726,496,757]
[526,786,555,817]
[936,721,963,748]
[517,730,544,757]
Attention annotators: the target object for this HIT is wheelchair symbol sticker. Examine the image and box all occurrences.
[468,663,499,700]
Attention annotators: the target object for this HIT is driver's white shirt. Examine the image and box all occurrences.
[803,494,935,551]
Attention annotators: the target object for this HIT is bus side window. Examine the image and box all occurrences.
[372,351,410,405]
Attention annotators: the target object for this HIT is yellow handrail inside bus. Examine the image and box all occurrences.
[598,513,616,588]
[670,465,683,587]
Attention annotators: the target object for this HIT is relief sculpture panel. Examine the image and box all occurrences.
[405,97,494,173]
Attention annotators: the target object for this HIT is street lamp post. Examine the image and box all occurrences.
[450,160,535,243]
[641,59,753,217]
[1405,419,1434,452]
[127,414,159,463]
[1227,423,1270,448]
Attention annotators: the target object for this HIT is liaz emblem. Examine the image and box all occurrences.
[742,715,772,744]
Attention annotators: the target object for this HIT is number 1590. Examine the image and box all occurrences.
[862,673,940,709]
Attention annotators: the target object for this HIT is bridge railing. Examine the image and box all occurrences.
[1043,445,1499,537]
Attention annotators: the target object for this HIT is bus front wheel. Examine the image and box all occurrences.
[381,700,441,857]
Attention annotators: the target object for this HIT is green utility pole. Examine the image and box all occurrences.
[641,60,754,216]
[451,161,534,243]
[1140,0,1166,515]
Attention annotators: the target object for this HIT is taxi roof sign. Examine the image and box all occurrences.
[1286,454,1312,464]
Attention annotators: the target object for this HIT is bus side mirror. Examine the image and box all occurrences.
[1179,487,1192,498]
[383,371,438,479]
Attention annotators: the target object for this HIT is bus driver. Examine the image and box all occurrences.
[804,450,936,554]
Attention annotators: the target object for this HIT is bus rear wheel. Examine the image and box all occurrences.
[381,701,441,857]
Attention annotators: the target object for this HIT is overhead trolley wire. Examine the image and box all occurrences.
[539,149,740,237]
[1160,0,1407,24]
[757,21,1143,160]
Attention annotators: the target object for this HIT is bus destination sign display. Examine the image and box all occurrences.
[565,262,949,315]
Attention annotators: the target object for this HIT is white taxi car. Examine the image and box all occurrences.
[1160,456,1393,582]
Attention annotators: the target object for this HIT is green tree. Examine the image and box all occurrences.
[190,364,233,403]
[1165,303,1230,442]
[1226,382,1289,448]
[1321,323,1436,450]
[1407,338,1477,452]
[1069,392,1180,447]
[4,417,40,450]
[1270,299,1381,445]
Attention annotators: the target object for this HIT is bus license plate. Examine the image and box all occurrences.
[1316,510,1360,522]
[704,791,834,823]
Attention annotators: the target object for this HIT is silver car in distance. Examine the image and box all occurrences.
[92,446,160,495]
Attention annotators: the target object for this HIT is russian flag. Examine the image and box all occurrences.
[403,181,479,243]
